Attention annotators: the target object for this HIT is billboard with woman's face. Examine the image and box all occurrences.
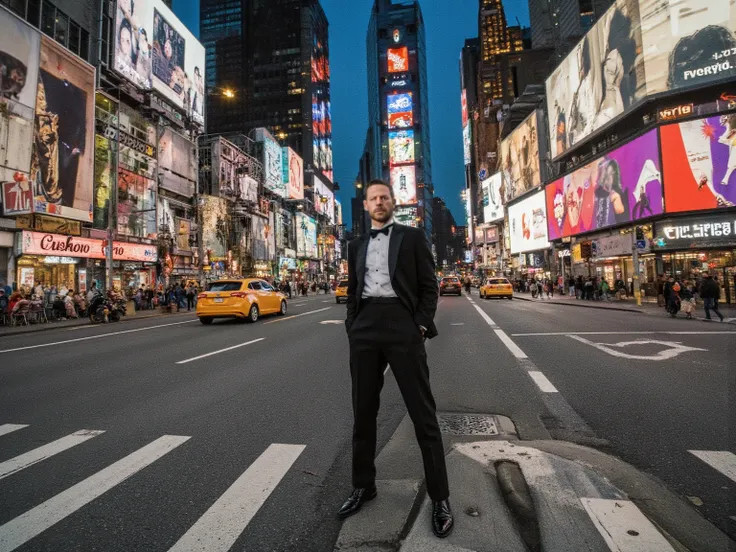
[500,110,543,202]
[546,129,663,240]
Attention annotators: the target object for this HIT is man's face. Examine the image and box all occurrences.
[363,184,395,224]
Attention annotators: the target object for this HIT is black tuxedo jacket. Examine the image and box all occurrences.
[346,224,439,339]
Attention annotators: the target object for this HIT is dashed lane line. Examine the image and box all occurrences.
[175,338,265,365]
[263,307,332,324]
[511,331,736,336]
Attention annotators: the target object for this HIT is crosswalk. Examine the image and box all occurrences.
[0,424,305,552]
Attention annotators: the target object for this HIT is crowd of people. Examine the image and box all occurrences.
[0,282,89,324]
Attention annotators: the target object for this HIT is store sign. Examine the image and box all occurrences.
[390,80,408,88]
[592,234,633,258]
[20,231,157,262]
[653,214,736,250]
[33,215,82,236]
[485,226,498,243]
[43,256,78,264]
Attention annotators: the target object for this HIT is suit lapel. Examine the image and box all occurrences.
[388,224,405,281]
[356,234,370,288]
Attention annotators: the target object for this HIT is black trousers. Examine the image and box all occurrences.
[348,300,449,500]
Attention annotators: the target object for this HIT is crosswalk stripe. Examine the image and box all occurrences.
[688,450,736,483]
[168,443,305,552]
[0,434,190,552]
[0,430,105,480]
[0,425,28,438]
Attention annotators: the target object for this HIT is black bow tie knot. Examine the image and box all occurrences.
[370,225,392,239]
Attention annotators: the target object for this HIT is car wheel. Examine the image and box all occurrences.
[277,300,287,316]
[508,296,513,300]
[247,304,259,323]
[199,317,213,325]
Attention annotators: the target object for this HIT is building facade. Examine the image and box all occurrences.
[528,0,613,53]
[365,0,433,242]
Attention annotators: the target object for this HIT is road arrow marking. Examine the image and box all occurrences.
[568,335,707,360]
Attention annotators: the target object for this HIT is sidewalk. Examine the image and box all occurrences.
[512,292,736,324]
[0,307,195,337]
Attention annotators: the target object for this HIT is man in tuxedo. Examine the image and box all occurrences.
[338,179,453,538]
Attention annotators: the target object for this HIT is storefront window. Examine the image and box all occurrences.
[16,256,80,294]
[661,250,736,303]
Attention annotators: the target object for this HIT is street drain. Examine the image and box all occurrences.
[437,413,499,435]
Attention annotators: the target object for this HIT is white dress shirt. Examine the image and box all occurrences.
[362,219,397,298]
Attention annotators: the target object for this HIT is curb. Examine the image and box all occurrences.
[0,310,194,338]
[512,294,644,313]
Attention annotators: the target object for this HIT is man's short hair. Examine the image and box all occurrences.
[365,178,394,199]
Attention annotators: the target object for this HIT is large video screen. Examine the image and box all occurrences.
[296,212,318,258]
[387,93,413,129]
[546,129,663,240]
[388,130,415,165]
[387,47,409,73]
[661,115,736,212]
[114,0,205,126]
[546,0,736,160]
[481,174,504,223]
[500,110,542,202]
[395,205,418,228]
[390,165,417,205]
[508,190,549,254]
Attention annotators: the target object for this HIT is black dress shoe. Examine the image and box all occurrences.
[337,485,377,519]
[432,499,454,538]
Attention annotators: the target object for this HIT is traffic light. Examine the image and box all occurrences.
[635,226,644,241]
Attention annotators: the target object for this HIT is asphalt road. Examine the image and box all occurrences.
[1,290,734,551]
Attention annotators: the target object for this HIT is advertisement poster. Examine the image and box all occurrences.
[388,130,415,165]
[158,127,196,181]
[546,129,663,240]
[31,37,95,223]
[508,190,549,254]
[395,206,418,228]
[387,46,409,73]
[201,195,228,260]
[20,267,34,287]
[252,214,274,261]
[296,213,318,258]
[93,135,113,229]
[114,0,205,125]
[387,93,413,129]
[1,172,33,216]
[313,175,334,223]
[117,168,156,239]
[661,115,736,212]
[463,125,471,166]
[335,199,343,226]
[311,34,333,182]
[500,110,542,201]
[390,165,417,205]
[0,7,40,112]
[260,132,286,197]
[482,174,504,223]
[461,89,468,126]
[282,147,304,200]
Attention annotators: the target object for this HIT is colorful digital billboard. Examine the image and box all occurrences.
[463,124,471,166]
[546,129,663,240]
[296,212,318,258]
[481,174,504,223]
[388,130,415,165]
[254,129,286,197]
[387,46,409,73]
[282,146,304,200]
[395,206,418,228]
[661,115,736,212]
[313,175,334,223]
[390,165,417,205]
[500,110,542,202]
[508,190,549,254]
[387,93,413,129]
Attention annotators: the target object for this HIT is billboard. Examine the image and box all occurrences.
[388,130,415,165]
[313,175,334,223]
[390,165,417,205]
[117,168,156,239]
[461,89,468,127]
[508,190,549,254]
[661,115,736,212]
[463,124,471,166]
[296,212,318,258]
[282,147,304,200]
[258,131,286,197]
[0,7,40,113]
[335,198,343,226]
[201,195,228,260]
[387,93,413,129]
[481,174,504,223]
[395,205,418,228]
[20,231,157,262]
[1,171,33,216]
[252,214,275,261]
[500,110,542,202]
[546,0,736,159]
[93,135,113,228]
[114,0,205,125]
[158,127,196,181]
[31,37,95,223]
[387,47,409,73]
[546,129,663,240]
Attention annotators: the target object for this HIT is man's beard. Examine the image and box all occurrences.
[371,206,394,223]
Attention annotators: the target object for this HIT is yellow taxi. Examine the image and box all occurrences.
[480,277,514,300]
[196,278,287,324]
[335,278,349,304]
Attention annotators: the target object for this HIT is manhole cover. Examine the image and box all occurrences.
[437,413,498,435]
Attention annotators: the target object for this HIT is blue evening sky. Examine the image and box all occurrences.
[173,0,530,225]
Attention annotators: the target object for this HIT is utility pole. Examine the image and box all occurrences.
[632,227,642,306]
[106,103,119,292]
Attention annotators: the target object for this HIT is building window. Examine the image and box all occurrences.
[26,0,40,26]
[41,0,55,36]
[54,10,68,46]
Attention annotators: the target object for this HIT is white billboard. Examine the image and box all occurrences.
[313,175,334,223]
[508,190,549,254]
[481,174,504,223]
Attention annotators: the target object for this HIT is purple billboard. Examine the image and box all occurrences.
[546,129,663,239]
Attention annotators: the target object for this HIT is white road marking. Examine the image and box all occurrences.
[450,323,465,326]
[322,300,332,303]
[688,450,736,483]
[568,335,707,361]
[263,307,331,324]
[528,371,558,393]
[0,424,28,437]
[493,329,528,359]
[0,435,190,552]
[0,430,105,480]
[512,331,736,336]
[176,338,265,365]
[168,443,305,552]
[320,320,343,325]
[0,320,198,355]
[581,498,677,551]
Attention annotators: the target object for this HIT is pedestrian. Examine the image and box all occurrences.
[680,280,695,319]
[699,272,724,322]
[186,284,195,311]
[657,275,665,307]
[600,279,611,302]
[568,277,576,297]
[340,179,453,538]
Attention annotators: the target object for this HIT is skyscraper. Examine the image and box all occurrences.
[366,0,433,242]
[201,0,333,184]
[478,0,522,103]
[528,0,614,52]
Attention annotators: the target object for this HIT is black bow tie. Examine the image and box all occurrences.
[370,225,392,239]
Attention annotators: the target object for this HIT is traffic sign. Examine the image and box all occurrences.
[636,240,647,250]
[478,169,488,180]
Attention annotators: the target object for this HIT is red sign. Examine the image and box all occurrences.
[388,111,413,129]
[21,231,158,262]
[387,47,408,73]
[1,175,33,216]
[461,89,468,127]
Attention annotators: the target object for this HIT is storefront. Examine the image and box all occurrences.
[15,231,158,293]
[653,213,736,304]
[0,228,14,286]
